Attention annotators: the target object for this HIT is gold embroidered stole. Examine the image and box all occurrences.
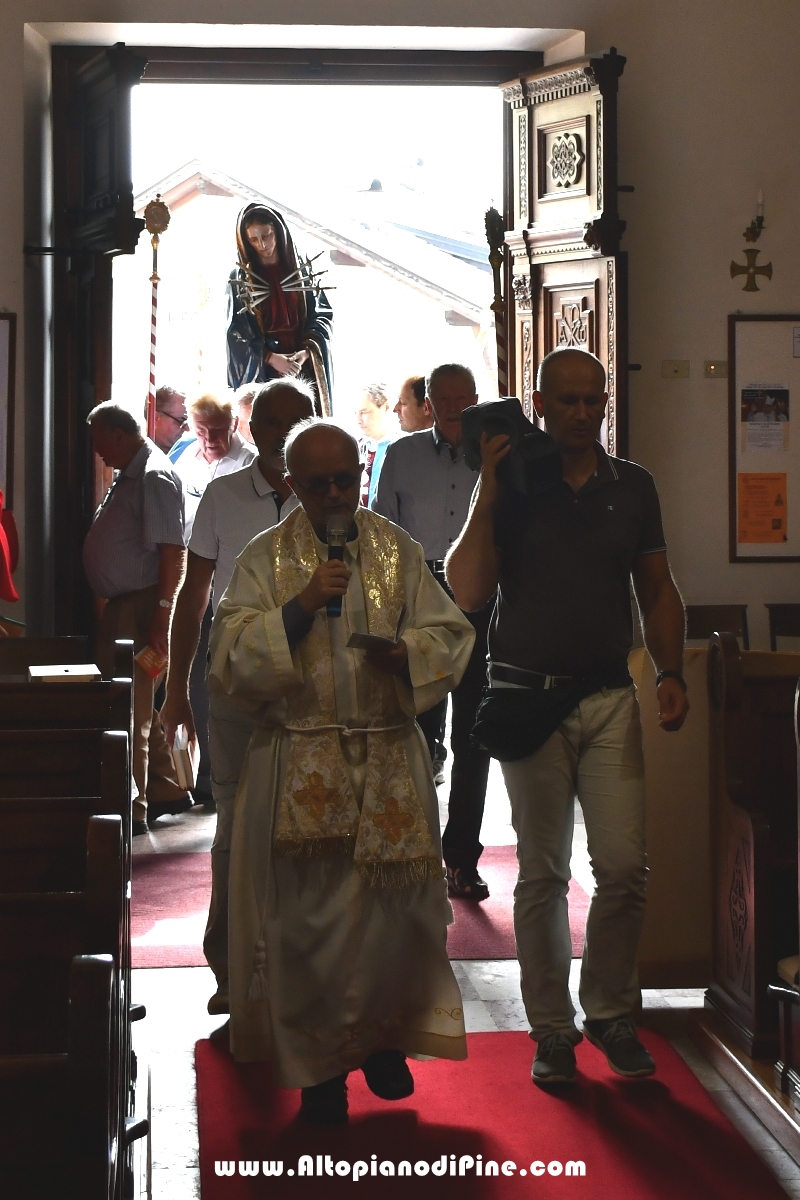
[270,506,440,886]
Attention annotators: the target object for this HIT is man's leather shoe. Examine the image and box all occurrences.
[362,1051,414,1100]
[132,820,149,836]
[446,866,489,902]
[207,987,229,1016]
[300,1074,348,1124]
[146,794,193,827]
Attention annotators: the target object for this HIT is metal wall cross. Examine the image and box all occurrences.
[730,248,773,292]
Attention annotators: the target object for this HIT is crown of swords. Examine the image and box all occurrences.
[231,252,332,312]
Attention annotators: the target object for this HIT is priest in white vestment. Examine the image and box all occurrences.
[208,420,475,1122]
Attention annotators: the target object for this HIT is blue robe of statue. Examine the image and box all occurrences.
[226,203,334,417]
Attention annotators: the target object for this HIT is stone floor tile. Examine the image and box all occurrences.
[450,961,481,1000]
[462,999,499,1032]
[151,1166,201,1200]
[485,998,529,1031]
[460,965,524,1002]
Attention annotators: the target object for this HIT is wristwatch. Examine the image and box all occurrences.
[158,598,173,610]
[655,669,686,691]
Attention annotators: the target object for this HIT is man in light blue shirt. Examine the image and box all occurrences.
[83,402,189,833]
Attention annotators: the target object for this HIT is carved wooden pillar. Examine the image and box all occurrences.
[501,50,628,455]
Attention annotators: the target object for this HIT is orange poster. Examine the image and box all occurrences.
[738,472,788,543]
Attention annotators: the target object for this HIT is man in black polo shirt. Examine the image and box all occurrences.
[446,347,688,1086]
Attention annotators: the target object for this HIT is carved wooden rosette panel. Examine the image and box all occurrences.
[501,51,627,455]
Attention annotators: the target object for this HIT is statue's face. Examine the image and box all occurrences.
[245,222,279,266]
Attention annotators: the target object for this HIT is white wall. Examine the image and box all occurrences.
[3,1,800,641]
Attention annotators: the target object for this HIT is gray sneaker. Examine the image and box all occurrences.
[583,1017,655,1077]
[532,1031,581,1085]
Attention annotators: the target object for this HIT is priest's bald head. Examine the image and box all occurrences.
[284,420,363,541]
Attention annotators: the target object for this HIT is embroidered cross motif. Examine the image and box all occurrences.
[373,797,415,844]
[293,772,341,820]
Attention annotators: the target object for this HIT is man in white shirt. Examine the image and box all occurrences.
[172,393,256,804]
[161,378,315,1015]
[172,393,255,538]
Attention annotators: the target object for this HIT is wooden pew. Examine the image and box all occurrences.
[0,636,133,682]
[705,633,800,1056]
[769,682,800,1108]
[0,678,132,738]
[0,728,129,807]
[0,815,123,1054]
[0,817,124,1198]
[0,954,117,1200]
[0,635,89,673]
[0,734,136,1199]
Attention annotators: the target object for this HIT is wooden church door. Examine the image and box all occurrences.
[501,49,629,457]
[50,43,146,634]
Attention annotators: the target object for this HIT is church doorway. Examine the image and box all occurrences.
[114,82,504,438]
[44,42,627,634]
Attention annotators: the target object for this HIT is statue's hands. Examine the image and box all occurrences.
[268,352,301,377]
[297,560,351,614]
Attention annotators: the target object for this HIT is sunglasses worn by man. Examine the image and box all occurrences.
[293,471,362,497]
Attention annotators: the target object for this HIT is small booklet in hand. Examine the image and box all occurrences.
[134,645,169,679]
[347,607,406,653]
[171,724,200,792]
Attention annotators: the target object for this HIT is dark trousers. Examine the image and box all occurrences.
[418,600,492,873]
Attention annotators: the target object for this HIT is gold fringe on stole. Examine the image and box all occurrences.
[273,834,356,859]
[355,857,444,889]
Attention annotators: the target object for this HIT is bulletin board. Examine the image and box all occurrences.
[729,314,800,561]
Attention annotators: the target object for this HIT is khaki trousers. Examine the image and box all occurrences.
[501,686,647,1042]
[96,585,187,823]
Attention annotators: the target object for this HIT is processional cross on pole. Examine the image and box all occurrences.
[730,248,773,293]
[143,195,171,439]
[485,207,508,396]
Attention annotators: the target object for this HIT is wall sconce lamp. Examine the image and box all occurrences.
[743,191,765,242]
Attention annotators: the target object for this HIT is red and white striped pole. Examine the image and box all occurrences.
[485,207,509,396]
[147,275,158,439]
[143,195,171,440]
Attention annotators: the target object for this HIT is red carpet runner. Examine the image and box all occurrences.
[447,846,589,959]
[132,852,211,968]
[195,1030,786,1199]
[132,848,590,967]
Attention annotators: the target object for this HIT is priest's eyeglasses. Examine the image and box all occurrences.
[294,471,361,496]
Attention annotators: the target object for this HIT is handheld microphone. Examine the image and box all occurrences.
[326,513,350,618]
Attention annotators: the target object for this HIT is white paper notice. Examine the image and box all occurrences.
[741,382,790,452]
[746,423,787,452]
